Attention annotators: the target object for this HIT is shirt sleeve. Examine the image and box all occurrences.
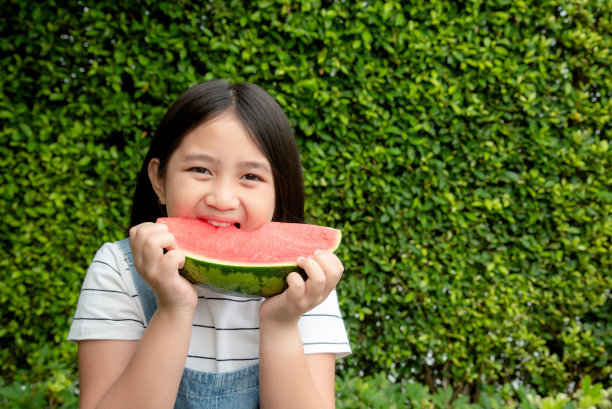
[298,289,352,359]
[68,242,146,342]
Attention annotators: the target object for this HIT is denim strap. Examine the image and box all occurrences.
[116,238,158,325]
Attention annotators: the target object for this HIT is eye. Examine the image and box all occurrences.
[189,167,212,175]
[242,173,263,182]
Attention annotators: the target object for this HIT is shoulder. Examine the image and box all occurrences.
[90,240,128,273]
[68,239,145,342]
[77,241,131,293]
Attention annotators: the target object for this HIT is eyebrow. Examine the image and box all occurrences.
[239,160,272,173]
[182,153,216,163]
[182,154,272,173]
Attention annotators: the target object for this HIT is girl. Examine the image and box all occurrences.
[68,80,351,409]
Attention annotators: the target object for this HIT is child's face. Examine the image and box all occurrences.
[149,114,276,232]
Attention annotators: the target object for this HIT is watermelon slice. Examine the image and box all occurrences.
[156,217,342,298]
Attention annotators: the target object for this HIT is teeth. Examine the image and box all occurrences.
[208,221,232,227]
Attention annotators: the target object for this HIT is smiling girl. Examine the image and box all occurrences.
[68,81,351,409]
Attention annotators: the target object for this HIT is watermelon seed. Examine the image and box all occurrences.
[234,223,241,229]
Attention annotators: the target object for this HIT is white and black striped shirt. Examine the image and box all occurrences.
[68,241,351,372]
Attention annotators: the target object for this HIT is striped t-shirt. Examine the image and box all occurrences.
[68,241,351,372]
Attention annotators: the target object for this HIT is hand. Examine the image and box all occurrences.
[129,222,198,314]
[260,250,344,327]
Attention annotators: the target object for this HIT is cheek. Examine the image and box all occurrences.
[246,187,276,225]
[163,180,196,217]
[264,188,277,221]
[163,199,183,218]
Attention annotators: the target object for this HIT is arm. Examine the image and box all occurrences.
[78,223,198,409]
[259,251,344,409]
[78,307,193,409]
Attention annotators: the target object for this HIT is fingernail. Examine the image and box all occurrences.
[314,250,325,255]
[297,256,305,265]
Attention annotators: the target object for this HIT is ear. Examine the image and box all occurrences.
[148,158,166,204]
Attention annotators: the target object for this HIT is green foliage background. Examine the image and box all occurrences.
[1,0,610,406]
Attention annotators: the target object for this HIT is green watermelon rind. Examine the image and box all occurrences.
[180,257,308,298]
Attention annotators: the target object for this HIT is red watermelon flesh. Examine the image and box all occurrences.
[156,217,342,297]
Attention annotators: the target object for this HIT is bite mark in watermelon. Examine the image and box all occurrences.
[156,217,342,298]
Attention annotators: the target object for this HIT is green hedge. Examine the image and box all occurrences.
[1,0,610,405]
[335,373,612,409]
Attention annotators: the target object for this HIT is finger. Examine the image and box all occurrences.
[284,271,306,304]
[129,222,168,243]
[142,230,175,255]
[313,250,344,271]
[137,231,175,271]
[130,224,176,273]
[297,256,327,298]
[312,251,344,289]
[160,249,186,272]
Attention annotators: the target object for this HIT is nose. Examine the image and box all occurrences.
[205,180,239,210]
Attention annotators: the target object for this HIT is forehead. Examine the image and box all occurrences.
[174,116,270,165]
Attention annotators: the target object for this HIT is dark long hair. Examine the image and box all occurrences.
[129,80,304,228]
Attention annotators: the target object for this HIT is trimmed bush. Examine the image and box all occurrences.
[335,372,612,409]
[1,0,610,405]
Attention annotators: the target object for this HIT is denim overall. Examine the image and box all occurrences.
[117,238,260,409]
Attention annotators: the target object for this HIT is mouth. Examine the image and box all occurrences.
[205,220,241,229]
